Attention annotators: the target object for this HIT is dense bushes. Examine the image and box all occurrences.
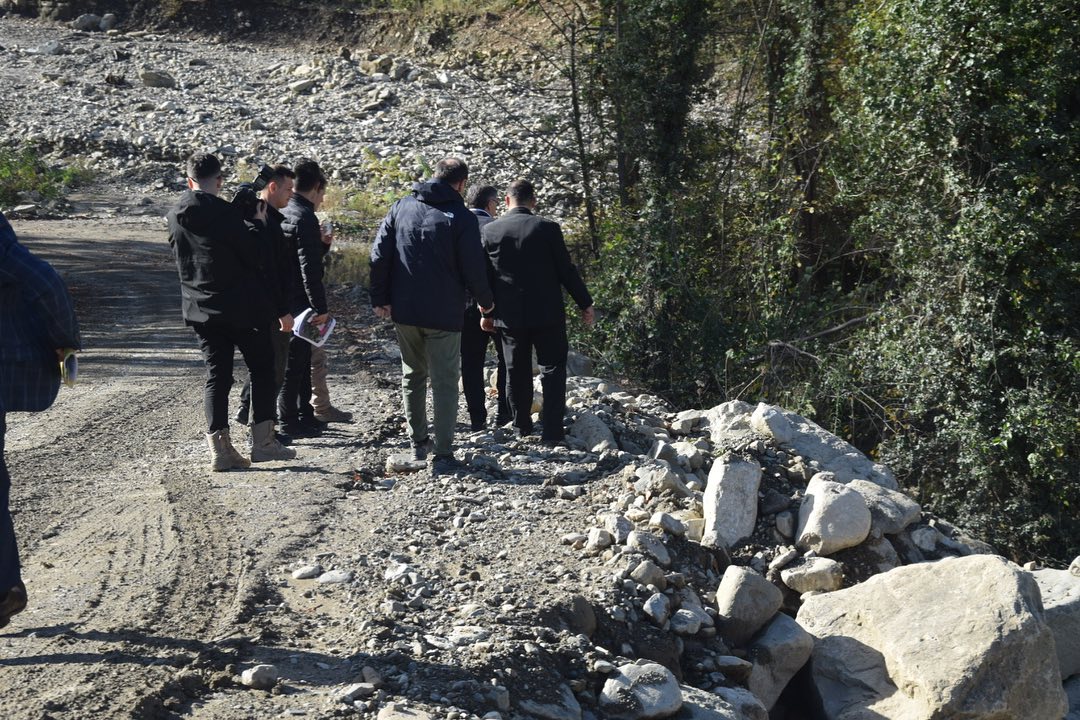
[569,0,1080,562]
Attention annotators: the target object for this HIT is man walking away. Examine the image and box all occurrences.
[279,159,331,437]
[461,183,508,430]
[370,158,494,471]
[168,153,294,470]
[0,210,81,628]
[481,179,594,445]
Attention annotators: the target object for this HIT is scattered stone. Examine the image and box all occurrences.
[386,454,426,473]
[341,683,377,702]
[71,14,102,31]
[569,410,618,452]
[669,609,702,636]
[798,555,1067,719]
[634,463,692,499]
[779,557,843,594]
[291,564,322,580]
[702,454,762,549]
[600,662,683,720]
[317,569,353,584]
[289,78,317,94]
[714,566,783,647]
[139,68,176,89]
[796,473,871,555]
[240,664,278,690]
[378,704,435,720]
[630,559,667,590]
[627,531,671,567]
[643,593,672,626]
[650,512,687,537]
[1071,556,1080,577]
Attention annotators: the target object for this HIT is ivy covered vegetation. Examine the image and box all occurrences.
[523,0,1079,564]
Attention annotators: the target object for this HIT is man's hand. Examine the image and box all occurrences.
[320,221,333,246]
[374,305,392,319]
[279,314,294,333]
[581,306,596,326]
[253,200,268,223]
[478,303,495,314]
[480,317,495,333]
[311,313,330,326]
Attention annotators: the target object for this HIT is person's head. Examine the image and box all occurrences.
[506,178,537,209]
[260,164,296,210]
[294,159,328,208]
[434,157,469,193]
[186,152,223,195]
[466,184,499,215]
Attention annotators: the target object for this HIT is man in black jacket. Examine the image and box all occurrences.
[235,165,296,432]
[481,179,594,445]
[167,153,293,470]
[370,158,494,469]
[279,159,331,437]
[461,183,508,430]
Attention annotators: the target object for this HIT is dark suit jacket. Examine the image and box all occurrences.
[0,212,81,412]
[481,206,592,329]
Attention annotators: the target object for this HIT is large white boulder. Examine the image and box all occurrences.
[702,400,755,446]
[797,555,1067,719]
[749,403,897,489]
[569,410,618,453]
[702,454,762,550]
[1032,568,1080,679]
[796,474,872,556]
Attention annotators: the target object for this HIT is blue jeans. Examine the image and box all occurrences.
[0,411,20,591]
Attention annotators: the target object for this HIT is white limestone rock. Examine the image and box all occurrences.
[797,555,1067,720]
[570,410,618,453]
[1032,568,1080,679]
[746,613,813,710]
[779,556,844,594]
[847,479,921,535]
[600,662,683,720]
[714,566,783,647]
[796,473,871,556]
[702,454,762,550]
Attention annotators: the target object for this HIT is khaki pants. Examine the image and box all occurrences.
[310,345,330,413]
[395,323,461,456]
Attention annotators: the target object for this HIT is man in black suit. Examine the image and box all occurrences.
[461,183,508,430]
[481,179,594,444]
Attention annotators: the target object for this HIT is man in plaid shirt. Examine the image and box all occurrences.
[0,210,81,629]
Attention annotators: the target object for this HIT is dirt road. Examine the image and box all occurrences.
[0,217,612,720]
[0,217,407,717]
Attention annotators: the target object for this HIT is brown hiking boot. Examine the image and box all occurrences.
[207,429,251,471]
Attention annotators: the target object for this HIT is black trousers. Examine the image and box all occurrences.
[0,411,20,591]
[278,335,314,421]
[460,306,508,427]
[499,321,568,441]
[192,322,275,432]
[239,325,291,417]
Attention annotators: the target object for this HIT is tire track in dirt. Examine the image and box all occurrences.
[0,218,353,718]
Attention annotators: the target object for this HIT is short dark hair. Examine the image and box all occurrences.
[269,164,295,183]
[507,178,536,204]
[294,159,327,193]
[465,184,499,210]
[187,153,221,182]
[434,157,469,186]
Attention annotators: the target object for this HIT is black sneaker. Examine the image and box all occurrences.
[413,437,434,461]
[234,404,250,425]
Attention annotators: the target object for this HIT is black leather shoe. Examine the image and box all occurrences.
[234,404,250,425]
[299,415,328,432]
[0,582,28,629]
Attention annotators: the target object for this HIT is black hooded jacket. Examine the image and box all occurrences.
[167,189,262,328]
[369,180,493,332]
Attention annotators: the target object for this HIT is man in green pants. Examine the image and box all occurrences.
[370,158,494,473]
